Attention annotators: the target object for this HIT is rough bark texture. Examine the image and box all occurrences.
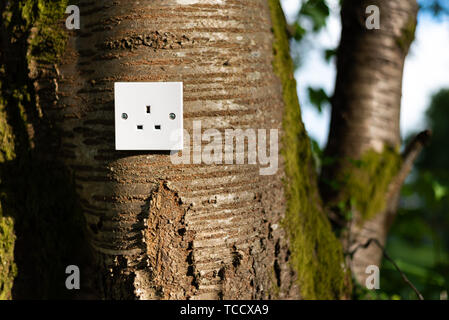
[55,0,288,300]
[0,0,91,299]
[320,0,418,284]
[1,0,349,300]
[56,0,291,299]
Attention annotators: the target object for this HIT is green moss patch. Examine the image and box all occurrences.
[339,147,402,221]
[28,0,69,64]
[0,215,17,300]
[268,0,349,299]
[0,49,18,303]
[0,0,82,299]
[396,16,417,53]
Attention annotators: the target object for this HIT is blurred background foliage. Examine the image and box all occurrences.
[381,89,449,300]
[287,0,449,299]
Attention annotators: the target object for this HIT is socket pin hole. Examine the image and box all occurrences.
[137,125,143,130]
[154,125,161,130]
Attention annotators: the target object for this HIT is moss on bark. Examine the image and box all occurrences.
[0,0,86,299]
[0,213,17,300]
[268,0,349,299]
[396,16,417,53]
[338,147,402,221]
[0,57,18,302]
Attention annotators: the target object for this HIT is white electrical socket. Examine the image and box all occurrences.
[114,82,183,150]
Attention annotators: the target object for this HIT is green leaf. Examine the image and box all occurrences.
[299,0,330,32]
[324,48,337,62]
[307,87,329,113]
[292,22,306,41]
[432,181,448,201]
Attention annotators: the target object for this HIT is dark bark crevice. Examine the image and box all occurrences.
[0,0,93,299]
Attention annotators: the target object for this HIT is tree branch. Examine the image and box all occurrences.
[390,130,432,197]
[384,130,432,225]
[349,238,424,300]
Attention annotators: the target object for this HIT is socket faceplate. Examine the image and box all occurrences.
[114,82,183,150]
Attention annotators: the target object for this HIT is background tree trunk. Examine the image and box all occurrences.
[320,0,419,285]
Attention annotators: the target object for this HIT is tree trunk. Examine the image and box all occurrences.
[50,0,347,299]
[1,0,426,300]
[320,0,419,284]
[1,0,351,300]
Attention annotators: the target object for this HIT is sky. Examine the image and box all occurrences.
[281,0,449,146]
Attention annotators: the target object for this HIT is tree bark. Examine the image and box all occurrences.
[51,0,347,299]
[320,0,419,284]
[0,0,91,299]
[1,0,349,300]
